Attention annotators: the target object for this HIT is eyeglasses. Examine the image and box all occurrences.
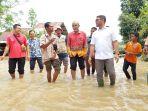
[96,18,103,21]
[72,24,79,27]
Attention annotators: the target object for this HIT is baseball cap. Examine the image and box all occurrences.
[55,26,62,31]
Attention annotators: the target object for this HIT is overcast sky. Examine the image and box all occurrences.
[14,0,122,40]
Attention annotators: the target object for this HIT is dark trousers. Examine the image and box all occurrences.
[123,59,136,80]
[70,55,85,71]
[30,57,43,70]
[85,57,95,75]
[104,65,107,73]
[9,57,25,74]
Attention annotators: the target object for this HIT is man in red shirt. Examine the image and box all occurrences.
[67,21,87,80]
[0,24,28,79]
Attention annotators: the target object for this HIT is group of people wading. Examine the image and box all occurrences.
[0,15,148,87]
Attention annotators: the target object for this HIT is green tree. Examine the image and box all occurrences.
[139,1,148,38]
[26,8,37,29]
[119,0,146,43]
[121,0,144,18]
[0,0,19,31]
[119,13,140,42]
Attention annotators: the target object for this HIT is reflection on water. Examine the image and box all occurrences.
[0,58,147,111]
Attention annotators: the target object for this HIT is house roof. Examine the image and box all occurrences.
[0,22,68,41]
[35,22,64,28]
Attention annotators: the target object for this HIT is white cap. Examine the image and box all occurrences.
[55,26,62,31]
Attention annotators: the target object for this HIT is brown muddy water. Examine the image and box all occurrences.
[0,58,147,111]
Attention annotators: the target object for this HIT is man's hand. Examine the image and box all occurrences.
[125,51,132,55]
[26,56,30,61]
[0,56,5,61]
[114,53,119,63]
[50,51,57,60]
[50,38,56,43]
[88,57,92,65]
[125,51,137,56]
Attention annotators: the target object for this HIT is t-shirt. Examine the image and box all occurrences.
[124,41,142,63]
[56,35,67,53]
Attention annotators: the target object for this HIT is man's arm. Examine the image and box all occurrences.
[66,35,71,55]
[0,43,9,60]
[83,33,87,57]
[89,44,95,58]
[112,40,119,54]
[112,40,119,61]
[40,38,55,49]
[126,44,142,56]
[26,45,30,61]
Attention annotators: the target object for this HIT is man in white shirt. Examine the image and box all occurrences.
[90,15,119,87]
[55,26,68,74]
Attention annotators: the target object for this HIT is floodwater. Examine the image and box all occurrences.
[0,58,147,111]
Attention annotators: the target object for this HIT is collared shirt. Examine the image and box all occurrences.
[28,38,42,58]
[7,33,27,58]
[56,34,67,53]
[40,34,58,63]
[67,31,86,51]
[90,27,117,59]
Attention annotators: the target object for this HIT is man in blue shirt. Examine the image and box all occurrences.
[28,30,43,73]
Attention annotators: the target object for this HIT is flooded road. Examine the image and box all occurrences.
[0,58,147,111]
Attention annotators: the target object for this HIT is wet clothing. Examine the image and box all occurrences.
[70,55,85,70]
[123,59,136,80]
[8,57,25,74]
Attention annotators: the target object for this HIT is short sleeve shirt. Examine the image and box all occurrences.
[7,33,27,58]
[56,35,67,53]
[124,42,142,63]
[40,34,58,63]
[90,27,118,59]
[28,38,42,58]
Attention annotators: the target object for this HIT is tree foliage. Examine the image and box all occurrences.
[139,1,148,38]
[26,8,37,29]
[121,0,144,17]
[119,13,140,42]
[0,0,19,31]
[119,0,147,43]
